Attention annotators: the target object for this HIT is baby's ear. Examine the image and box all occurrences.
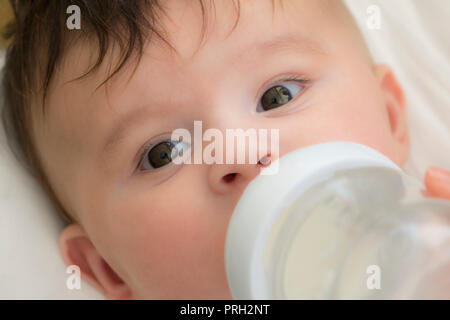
[59,224,132,300]
[372,64,409,166]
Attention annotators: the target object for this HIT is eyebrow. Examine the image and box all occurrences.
[99,33,326,162]
[100,104,153,161]
[230,32,327,64]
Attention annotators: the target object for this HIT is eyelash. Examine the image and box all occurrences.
[274,74,309,84]
[256,74,310,104]
[136,74,311,171]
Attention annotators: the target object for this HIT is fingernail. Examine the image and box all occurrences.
[427,166,450,182]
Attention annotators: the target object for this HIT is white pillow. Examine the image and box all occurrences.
[1,0,449,299]
[344,0,450,179]
[0,51,103,299]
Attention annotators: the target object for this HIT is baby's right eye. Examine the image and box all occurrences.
[139,139,189,171]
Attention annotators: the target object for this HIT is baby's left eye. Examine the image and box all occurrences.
[257,82,304,112]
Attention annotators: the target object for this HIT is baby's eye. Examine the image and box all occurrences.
[257,81,305,112]
[139,139,189,171]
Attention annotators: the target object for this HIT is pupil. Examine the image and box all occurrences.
[261,85,292,111]
[148,142,174,168]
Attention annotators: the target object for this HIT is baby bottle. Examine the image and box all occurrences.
[225,142,450,299]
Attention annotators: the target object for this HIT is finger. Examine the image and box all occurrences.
[424,166,450,200]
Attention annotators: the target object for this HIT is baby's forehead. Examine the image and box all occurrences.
[56,0,344,88]
[146,0,342,57]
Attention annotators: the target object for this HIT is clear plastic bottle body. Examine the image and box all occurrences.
[262,166,450,299]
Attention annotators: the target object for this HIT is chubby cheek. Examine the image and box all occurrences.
[332,78,399,162]
[111,183,232,299]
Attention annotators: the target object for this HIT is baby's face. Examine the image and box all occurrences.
[34,0,408,298]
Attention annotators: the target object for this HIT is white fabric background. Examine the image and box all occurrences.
[344,0,450,179]
[0,40,103,300]
[1,0,449,299]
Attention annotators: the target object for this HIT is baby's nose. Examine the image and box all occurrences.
[208,153,272,195]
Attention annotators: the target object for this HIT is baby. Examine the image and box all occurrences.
[1,0,449,299]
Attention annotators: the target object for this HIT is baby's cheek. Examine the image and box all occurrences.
[315,69,398,159]
[118,193,229,298]
[278,96,393,159]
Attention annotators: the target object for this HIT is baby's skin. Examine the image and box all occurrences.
[28,0,450,299]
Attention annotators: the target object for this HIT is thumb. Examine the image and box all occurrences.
[424,166,450,200]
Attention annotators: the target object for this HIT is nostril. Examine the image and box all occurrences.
[258,153,271,167]
[222,173,237,183]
